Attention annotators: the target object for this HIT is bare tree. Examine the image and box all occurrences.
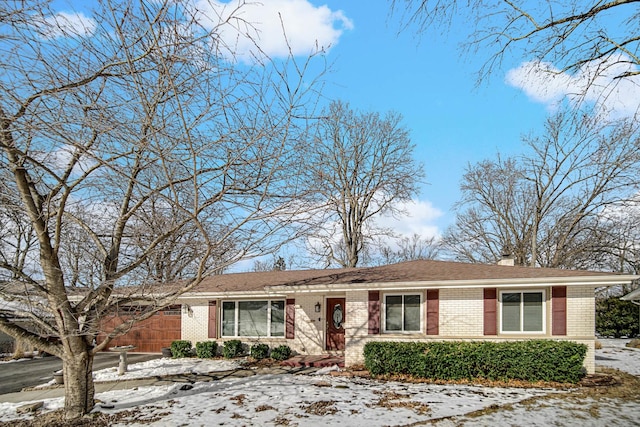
[0,0,322,420]
[252,255,287,272]
[442,112,640,268]
[377,233,440,265]
[589,199,640,276]
[305,101,424,268]
[393,0,640,84]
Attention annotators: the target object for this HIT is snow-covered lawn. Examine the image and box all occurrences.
[31,358,241,387]
[595,338,640,376]
[0,340,638,426]
[94,374,562,426]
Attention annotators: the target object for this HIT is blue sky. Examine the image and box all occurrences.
[276,0,639,238]
[45,0,640,252]
[297,1,549,233]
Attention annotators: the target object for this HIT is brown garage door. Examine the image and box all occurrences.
[99,306,182,353]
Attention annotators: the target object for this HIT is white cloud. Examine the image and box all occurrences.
[40,11,96,39]
[374,198,443,240]
[194,0,353,62]
[506,54,640,119]
[32,144,97,178]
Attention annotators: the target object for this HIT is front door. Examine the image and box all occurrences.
[326,298,345,351]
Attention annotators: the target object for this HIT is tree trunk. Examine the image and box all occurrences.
[62,344,95,420]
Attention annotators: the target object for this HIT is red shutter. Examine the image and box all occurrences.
[484,288,497,335]
[552,286,567,336]
[368,291,380,334]
[286,299,295,339]
[208,300,217,339]
[426,289,439,335]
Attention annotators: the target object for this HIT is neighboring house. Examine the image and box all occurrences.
[111,259,639,374]
[0,287,53,354]
[621,287,640,303]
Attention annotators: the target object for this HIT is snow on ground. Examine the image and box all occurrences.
[0,339,638,426]
[434,397,640,427]
[32,358,241,388]
[98,374,561,426]
[596,339,640,376]
[93,358,240,381]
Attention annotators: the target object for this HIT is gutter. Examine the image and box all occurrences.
[266,275,640,294]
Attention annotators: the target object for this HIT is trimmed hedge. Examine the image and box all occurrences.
[363,340,587,383]
[195,341,218,358]
[170,340,193,358]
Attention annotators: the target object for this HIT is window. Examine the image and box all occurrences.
[222,300,285,337]
[163,305,181,316]
[500,291,545,333]
[384,294,421,332]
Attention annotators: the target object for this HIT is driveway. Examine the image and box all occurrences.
[0,352,162,395]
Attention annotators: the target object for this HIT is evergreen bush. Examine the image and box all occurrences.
[250,343,270,360]
[270,345,292,361]
[596,296,639,338]
[222,340,243,359]
[170,340,193,358]
[363,340,587,383]
[195,341,217,358]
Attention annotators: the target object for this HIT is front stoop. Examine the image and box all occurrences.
[280,354,345,368]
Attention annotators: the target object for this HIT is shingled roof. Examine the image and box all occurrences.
[189,259,637,294]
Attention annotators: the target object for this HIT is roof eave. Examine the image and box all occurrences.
[180,290,288,300]
[266,275,640,293]
[621,287,640,301]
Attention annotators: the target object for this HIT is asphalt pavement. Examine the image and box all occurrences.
[0,352,161,395]
[0,364,311,405]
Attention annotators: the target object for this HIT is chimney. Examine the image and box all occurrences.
[497,254,515,266]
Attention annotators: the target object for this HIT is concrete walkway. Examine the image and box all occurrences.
[0,365,317,404]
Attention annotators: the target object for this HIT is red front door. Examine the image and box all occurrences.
[326,298,345,351]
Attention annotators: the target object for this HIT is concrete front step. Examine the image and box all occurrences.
[281,354,345,368]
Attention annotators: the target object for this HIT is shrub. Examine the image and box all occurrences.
[363,340,587,383]
[596,296,639,338]
[195,341,218,358]
[170,340,193,358]
[250,343,270,360]
[223,340,243,359]
[270,345,292,361]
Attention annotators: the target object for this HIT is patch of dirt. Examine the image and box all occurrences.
[367,390,431,415]
[0,408,164,427]
[462,403,514,419]
[230,393,246,406]
[329,370,370,378]
[577,368,640,401]
[626,339,640,349]
[255,404,276,412]
[579,373,620,388]
[301,400,338,416]
[374,373,575,390]
[244,357,281,368]
[272,415,291,425]
[313,380,331,387]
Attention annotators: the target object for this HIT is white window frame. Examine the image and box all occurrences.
[499,289,546,334]
[221,299,285,338]
[382,293,423,334]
